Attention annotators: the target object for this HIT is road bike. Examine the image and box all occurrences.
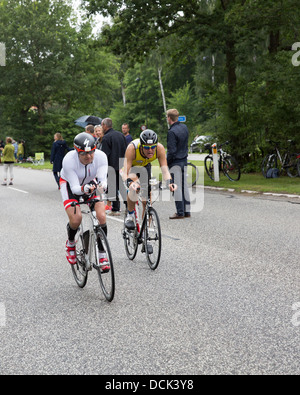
[204,142,241,181]
[122,188,162,271]
[71,197,115,302]
[262,140,300,178]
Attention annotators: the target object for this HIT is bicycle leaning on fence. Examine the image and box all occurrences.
[71,194,115,302]
[204,141,241,182]
[261,140,300,178]
[122,181,162,271]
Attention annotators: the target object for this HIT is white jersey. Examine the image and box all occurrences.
[61,150,108,196]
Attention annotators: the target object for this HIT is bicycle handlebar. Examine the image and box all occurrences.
[71,198,101,207]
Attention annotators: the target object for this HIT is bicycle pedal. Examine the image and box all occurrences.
[147,244,153,255]
[141,243,153,254]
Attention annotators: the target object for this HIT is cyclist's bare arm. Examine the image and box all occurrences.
[123,144,140,191]
[157,144,176,192]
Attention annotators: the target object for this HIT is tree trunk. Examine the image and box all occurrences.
[121,79,126,106]
[158,67,168,127]
[225,38,238,118]
[268,30,280,54]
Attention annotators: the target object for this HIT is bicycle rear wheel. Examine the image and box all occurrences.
[286,154,299,178]
[222,155,241,181]
[72,227,88,288]
[204,155,215,181]
[144,207,161,270]
[95,228,115,302]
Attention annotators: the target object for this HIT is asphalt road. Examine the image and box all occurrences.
[0,167,300,375]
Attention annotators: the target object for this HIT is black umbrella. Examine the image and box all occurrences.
[75,115,102,128]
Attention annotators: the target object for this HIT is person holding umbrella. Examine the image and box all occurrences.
[75,115,102,128]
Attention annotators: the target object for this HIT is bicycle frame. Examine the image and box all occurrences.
[72,199,100,271]
[71,196,115,301]
[134,196,152,244]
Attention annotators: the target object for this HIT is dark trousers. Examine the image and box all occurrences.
[107,168,126,212]
[170,160,191,216]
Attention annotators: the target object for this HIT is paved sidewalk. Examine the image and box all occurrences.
[204,185,300,199]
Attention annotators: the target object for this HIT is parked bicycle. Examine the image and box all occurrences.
[71,197,115,302]
[204,142,241,181]
[122,185,162,271]
[262,140,300,178]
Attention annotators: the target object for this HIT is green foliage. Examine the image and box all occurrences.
[0,0,120,155]
[1,0,300,171]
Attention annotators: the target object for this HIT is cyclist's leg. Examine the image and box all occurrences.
[60,179,82,264]
[94,201,111,271]
[125,173,140,230]
[94,200,106,226]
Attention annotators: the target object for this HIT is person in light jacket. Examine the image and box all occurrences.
[1,137,15,186]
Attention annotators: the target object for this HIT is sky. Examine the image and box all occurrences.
[71,0,111,35]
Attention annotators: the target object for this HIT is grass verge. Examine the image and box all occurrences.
[15,159,300,196]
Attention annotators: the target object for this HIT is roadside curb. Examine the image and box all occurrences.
[204,185,300,199]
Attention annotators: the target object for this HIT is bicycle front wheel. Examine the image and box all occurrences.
[95,228,115,302]
[72,227,88,288]
[144,207,161,270]
[222,155,241,181]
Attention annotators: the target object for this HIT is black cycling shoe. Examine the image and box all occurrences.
[125,214,135,231]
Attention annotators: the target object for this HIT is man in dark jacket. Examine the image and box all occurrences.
[167,109,191,219]
[101,118,127,214]
[50,133,72,188]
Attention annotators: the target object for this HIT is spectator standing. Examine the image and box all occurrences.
[167,108,191,219]
[12,139,18,161]
[85,124,97,140]
[1,137,15,186]
[101,118,127,215]
[122,123,133,146]
[50,133,71,188]
[0,140,4,163]
[17,140,25,162]
[95,125,104,150]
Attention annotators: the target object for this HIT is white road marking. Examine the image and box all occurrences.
[8,187,29,194]
[0,303,6,327]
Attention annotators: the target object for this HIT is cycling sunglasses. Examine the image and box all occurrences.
[142,144,157,150]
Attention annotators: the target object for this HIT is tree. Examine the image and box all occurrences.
[0,0,120,153]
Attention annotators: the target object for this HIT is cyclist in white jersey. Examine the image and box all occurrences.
[60,132,109,271]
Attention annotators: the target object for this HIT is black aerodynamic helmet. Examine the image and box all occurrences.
[74,132,96,153]
[140,129,158,145]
